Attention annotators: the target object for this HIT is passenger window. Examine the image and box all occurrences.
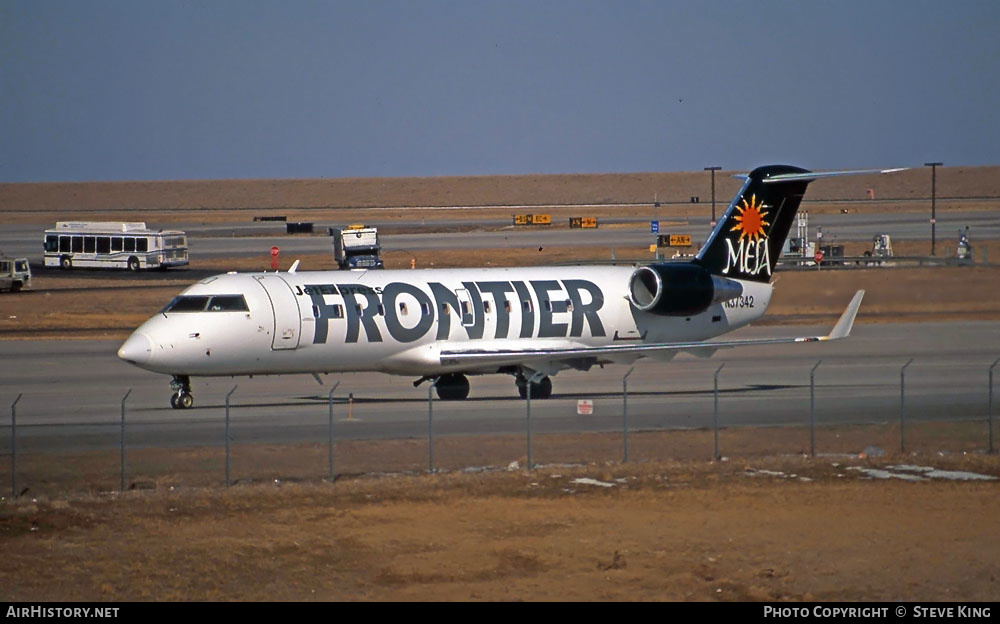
[441,303,450,315]
[332,305,344,318]
[504,300,512,314]
[421,302,431,315]
[461,301,471,315]
[399,302,408,316]
[484,301,491,314]
[377,304,385,316]
[523,300,533,313]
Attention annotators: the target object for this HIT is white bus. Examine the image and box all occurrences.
[43,222,189,271]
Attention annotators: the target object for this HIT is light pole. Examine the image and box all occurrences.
[705,166,722,227]
[925,162,942,256]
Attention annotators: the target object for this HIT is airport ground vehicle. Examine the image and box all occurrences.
[43,222,188,271]
[0,256,31,292]
[329,225,384,270]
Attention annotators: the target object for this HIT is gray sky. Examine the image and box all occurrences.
[3,0,998,182]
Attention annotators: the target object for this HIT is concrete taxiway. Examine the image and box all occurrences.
[1,321,997,455]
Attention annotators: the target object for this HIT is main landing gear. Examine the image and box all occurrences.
[169,375,194,409]
[515,373,552,400]
[434,373,470,401]
[413,370,554,400]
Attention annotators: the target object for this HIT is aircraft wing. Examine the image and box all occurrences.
[440,290,864,369]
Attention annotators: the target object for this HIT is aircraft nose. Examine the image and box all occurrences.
[118,332,153,366]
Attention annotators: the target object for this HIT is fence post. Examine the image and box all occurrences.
[809,361,821,457]
[622,367,635,463]
[11,394,21,500]
[526,379,533,470]
[327,381,339,483]
[427,379,437,473]
[713,364,725,460]
[989,358,1000,454]
[225,385,237,487]
[900,359,913,453]
[120,388,132,492]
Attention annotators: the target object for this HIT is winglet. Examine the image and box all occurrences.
[827,290,865,340]
[288,259,300,274]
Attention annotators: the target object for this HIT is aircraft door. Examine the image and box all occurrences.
[456,288,475,327]
[254,275,302,350]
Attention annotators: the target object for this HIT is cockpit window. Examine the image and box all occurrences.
[162,295,248,313]
[162,296,210,313]
[207,295,249,311]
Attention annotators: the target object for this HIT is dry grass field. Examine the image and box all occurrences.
[1,167,999,601]
[2,165,998,224]
[2,441,998,602]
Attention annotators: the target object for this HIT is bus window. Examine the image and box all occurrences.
[137,238,148,252]
[72,236,83,253]
[84,236,96,253]
[96,237,111,254]
[207,295,248,312]
[124,238,136,252]
[111,237,123,252]
[162,296,211,313]
[45,236,59,252]
[60,236,71,252]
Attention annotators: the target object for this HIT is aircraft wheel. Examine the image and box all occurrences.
[435,374,470,400]
[517,376,552,400]
[171,392,194,409]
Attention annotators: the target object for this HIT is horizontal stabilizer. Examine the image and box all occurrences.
[762,168,909,184]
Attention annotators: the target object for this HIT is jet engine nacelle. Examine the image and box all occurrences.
[627,263,744,317]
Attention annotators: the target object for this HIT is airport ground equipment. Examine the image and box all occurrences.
[0,256,30,292]
[329,225,384,270]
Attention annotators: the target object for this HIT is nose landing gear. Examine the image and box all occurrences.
[169,375,194,409]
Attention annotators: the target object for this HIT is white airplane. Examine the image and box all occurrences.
[119,165,894,409]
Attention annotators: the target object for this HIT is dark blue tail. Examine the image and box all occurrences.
[694,165,813,283]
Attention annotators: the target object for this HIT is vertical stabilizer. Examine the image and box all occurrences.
[695,165,812,283]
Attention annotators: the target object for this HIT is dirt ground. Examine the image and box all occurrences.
[2,434,998,602]
[2,169,999,601]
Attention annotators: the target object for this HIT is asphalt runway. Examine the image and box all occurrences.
[1,321,997,455]
[4,209,997,261]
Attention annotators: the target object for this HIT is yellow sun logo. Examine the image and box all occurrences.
[730,194,770,243]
